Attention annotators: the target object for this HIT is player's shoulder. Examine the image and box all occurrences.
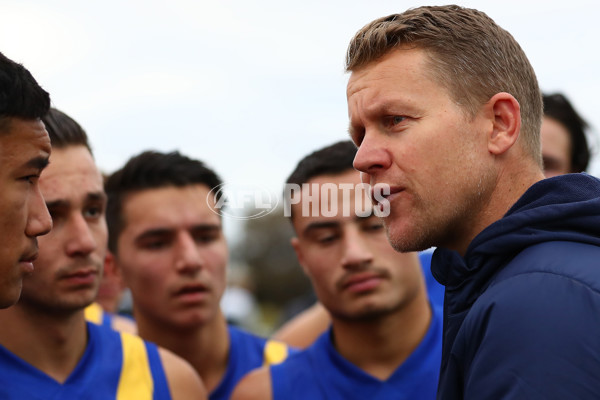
[230,366,272,400]
[158,347,207,400]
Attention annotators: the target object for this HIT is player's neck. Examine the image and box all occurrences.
[0,304,88,383]
[330,286,432,381]
[136,309,230,394]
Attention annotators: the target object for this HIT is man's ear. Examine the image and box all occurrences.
[485,92,521,156]
[104,251,124,287]
[290,237,310,277]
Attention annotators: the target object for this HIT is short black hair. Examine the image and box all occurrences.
[41,108,92,153]
[105,150,223,252]
[285,141,358,220]
[0,52,50,134]
[286,140,357,186]
[543,93,590,172]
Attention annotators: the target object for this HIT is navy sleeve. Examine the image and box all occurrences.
[459,272,600,399]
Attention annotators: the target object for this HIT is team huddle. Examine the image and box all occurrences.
[1,5,599,400]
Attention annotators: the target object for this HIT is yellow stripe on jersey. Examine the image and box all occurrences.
[84,302,104,325]
[117,332,154,400]
[263,340,289,366]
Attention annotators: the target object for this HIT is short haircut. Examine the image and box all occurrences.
[285,141,357,220]
[543,93,590,173]
[0,52,50,134]
[105,150,223,252]
[287,140,357,187]
[345,5,543,165]
[41,108,92,154]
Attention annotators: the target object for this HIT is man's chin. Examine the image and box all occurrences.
[386,221,433,253]
[330,303,399,322]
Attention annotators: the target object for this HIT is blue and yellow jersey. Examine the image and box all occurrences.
[84,302,113,328]
[85,302,137,334]
[210,325,294,400]
[270,306,443,400]
[0,322,170,399]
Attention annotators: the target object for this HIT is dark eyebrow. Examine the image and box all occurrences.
[356,215,384,227]
[45,199,69,209]
[191,224,222,232]
[355,214,375,222]
[25,156,50,171]
[302,221,340,237]
[135,228,174,244]
[45,191,107,209]
[302,213,379,235]
[87,191,107,203]
[135,224,222,243]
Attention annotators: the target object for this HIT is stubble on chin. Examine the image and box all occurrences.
[383,208,435,253]
[329,300,404,322]
[385,165,497,253]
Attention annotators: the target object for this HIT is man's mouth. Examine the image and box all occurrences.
[370,184,404,215]
[20,253,38,263]
[174,283,210,302]
[61,268,98,285]
[19,250,39,274]
[341,272,384,293]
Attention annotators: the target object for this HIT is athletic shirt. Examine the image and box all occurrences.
[418,250,445,310]
[84,302,113,328]
[210,325,293,400]
[0,322,171,399]
[270,306,443,400]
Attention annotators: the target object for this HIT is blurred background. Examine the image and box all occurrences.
[2,0,599,333]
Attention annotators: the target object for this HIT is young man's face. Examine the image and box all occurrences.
[0,118,52,308]
[114,184,228,329]
[19,145,107,313]
[348,48,496,254]
[291,169,425,321]
[541,116,572,177]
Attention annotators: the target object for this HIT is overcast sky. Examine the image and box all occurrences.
[2,0,599,236]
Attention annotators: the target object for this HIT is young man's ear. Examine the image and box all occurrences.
[485,92,521,155]
[290,237,310,277]
[104,251,123,285]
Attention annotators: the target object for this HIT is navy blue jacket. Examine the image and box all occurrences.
[432,173,600,399]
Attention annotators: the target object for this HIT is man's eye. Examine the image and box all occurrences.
[316,234,338,244]
[84,206,104,219]
[21,175,40,184]
[141,240,168,250]
[385,116,406,127]
[84,208,98,218]
[365,223,384,231]
[194,233,219,244]
[47,209,64,223]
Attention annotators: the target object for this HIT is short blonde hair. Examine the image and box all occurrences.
[346,5,543,165]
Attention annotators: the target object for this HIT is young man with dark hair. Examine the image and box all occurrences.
[232,140,442,399]
[0,52,53,308]
[0,108,206,399]
[41,108,137,333]
[105,150,292,400]
[347,5,600,398]
[541,92,591,177]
